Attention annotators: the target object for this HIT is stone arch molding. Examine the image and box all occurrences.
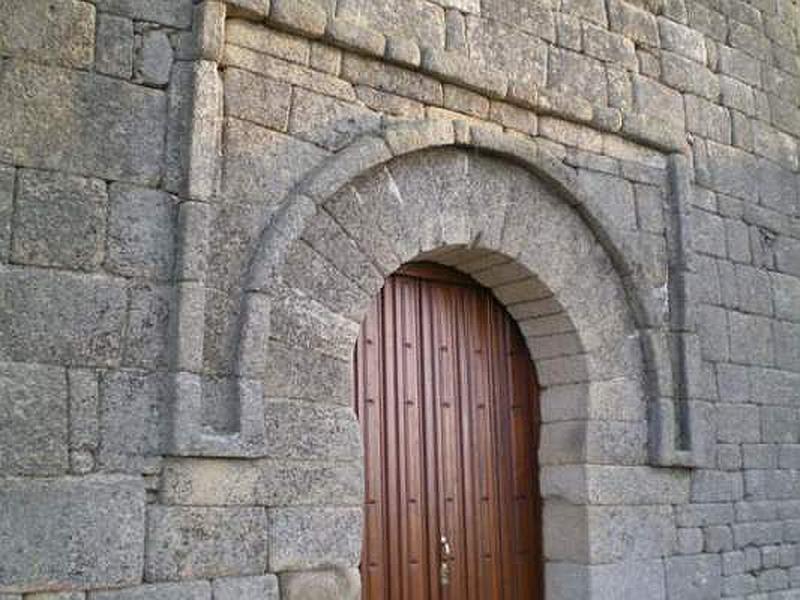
[169,118,705,471]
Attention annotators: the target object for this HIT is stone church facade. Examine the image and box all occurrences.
[1,0,799,598]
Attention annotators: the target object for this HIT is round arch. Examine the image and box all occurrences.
[224,121,663,598]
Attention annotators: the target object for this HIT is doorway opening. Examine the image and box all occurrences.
[354,262,544,600]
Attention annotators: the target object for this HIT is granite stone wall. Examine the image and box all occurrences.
[0,0,798,599]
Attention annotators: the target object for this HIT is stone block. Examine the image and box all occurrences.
[0,362,68,476]
[96,14,134,79]
[97,370,168,473]
[11,169,106,270]
[561,0,607,26]
[124,284,174,368]
[326,18,386,56]
[89,582,210,600]
[106,184,176,280]
[758,159,797,215]
[227,19,310,65]
[705,140,758,200]
[94,0,193,28]
[482,0,555,40]
[224,68,291,131]
[337,0,445,49]
[762,407,800,443]
[692,209,726,257]
[269,0,327,37]
[222,120,328,206]
[145,506,268,581]
[665,554,721,600]
[0,165,12,260]
[692,469,744,502]
[546,560,666,600]
[341,54,442,104]
[608,0,658,46]
[540,465,690,505]
[213,575,279,600]
[718,45,761,87]
[729,311,773,366]
[263,399,361,461]
[288,88,381,150]
[421,47,508,98]
[466,16,547,86]
[772,273,800,322]
[548,48,608,105]
[584,24,637,70]
[0,61,166,186]
[0,475,144,592]
[135,30,173,87]
[280,569,361,600]
[0,269,127,366]
[716,404,760,444]
[661,52,719,100]
[632,75,684,129]
[658,17,706,63]
[0,0,95,68]
[577,169,637,230]
[268,507,362,571]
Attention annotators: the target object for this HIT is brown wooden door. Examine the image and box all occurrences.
[354,264,543,600]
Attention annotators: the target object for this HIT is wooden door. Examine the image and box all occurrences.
[354,263,543,600]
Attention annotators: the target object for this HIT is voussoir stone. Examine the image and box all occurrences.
[0,61,166,186]
[0,475,145,593]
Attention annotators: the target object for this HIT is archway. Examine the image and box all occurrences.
[354,262,544,599]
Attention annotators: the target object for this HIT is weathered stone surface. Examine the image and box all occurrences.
[97,371,168,473]
[0,475,144,592]
[96,13,134,79]
[135,30,174,87]
[224,68,291,131]
[665,554,722,600]
[548,48,608,104]
[0,165,12,260]
[546,560,666,600]
[222,119,328,206]
[263,399,362,461]
[124,284,174,368]
[94,0,193,28]
[145,506,268,581]
[289,89,381,150]
[89,582,210,600]
[160,457,362,507]
[0,0,95,68]
[227,19,310,65]
[337,0,445,48]
[0,61,166,186]
[0,268,127,366]
[213,575,279,600]
[466,16,548,86]
[341,54,442,104]
[280,569,361,600]
[12,169,106,271]
[0,362,68,476]
[584,24,637,70]
[608,0,658,46]
[106,184,176,280]
[268,506,362,571]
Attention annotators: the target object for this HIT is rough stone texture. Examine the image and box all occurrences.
[212,575,279,600]
[0,362,68,476]
[93,0,193,28]
[89,582,210,600]
[95,14,134,79]
[0,269,127,366]
[268,507,362,571]
[0,61,166,186]
[280,569,361,600]
[145,506,268,581]
[0,0,95,68]
[105,184,176,280]
[12,169,107,271]
[135,30,173,87]
[0,475,144,592]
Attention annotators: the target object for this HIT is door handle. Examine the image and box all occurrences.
[440,535,452,586]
